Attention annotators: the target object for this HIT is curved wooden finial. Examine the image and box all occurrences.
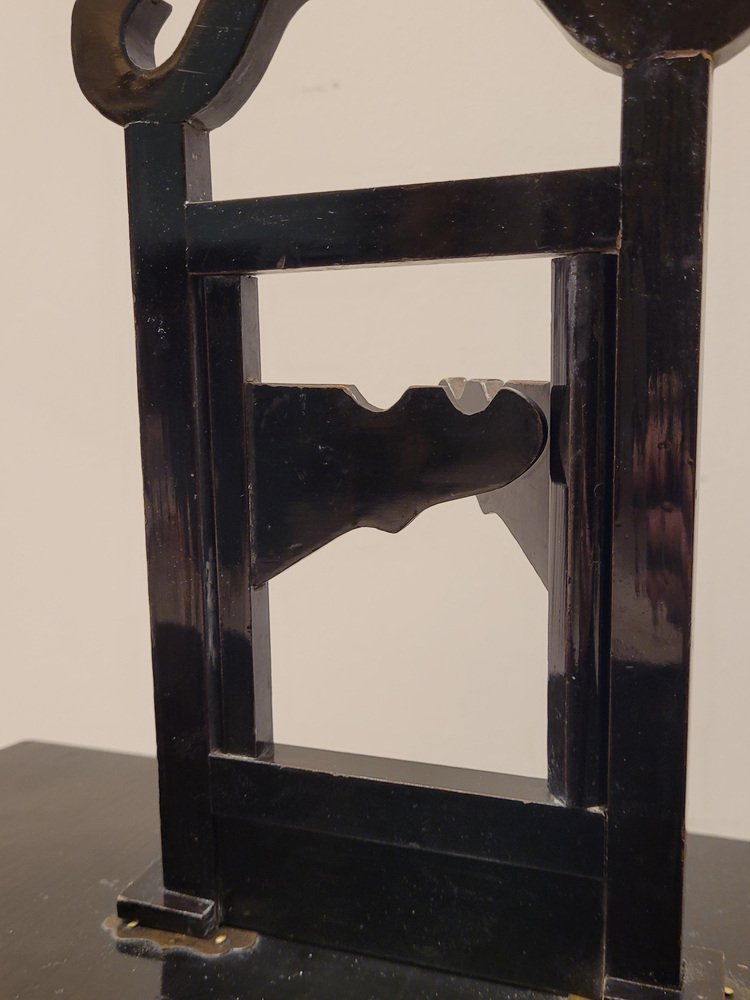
[71,0,308,128]
[536,0,750,70]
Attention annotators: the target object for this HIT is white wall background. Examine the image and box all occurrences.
[1,0,748,839]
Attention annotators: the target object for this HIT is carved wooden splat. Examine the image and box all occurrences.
[248,381,546,585]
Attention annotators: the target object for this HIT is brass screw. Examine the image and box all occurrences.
[214,933,228,945]
[126,920,138,930]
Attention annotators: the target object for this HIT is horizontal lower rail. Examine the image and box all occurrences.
[187,167,621,274]
[210,744,605,879]
[217,817,604,995]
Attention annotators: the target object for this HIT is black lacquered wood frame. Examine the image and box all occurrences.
[71,2,749,997]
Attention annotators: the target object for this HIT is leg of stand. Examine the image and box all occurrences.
[606,55,712,990]
[116,122,220,936]
[607,949,726,1000]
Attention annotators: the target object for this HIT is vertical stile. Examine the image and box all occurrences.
[124,122,219,900]
[203,276,273,756]
[548,253,616,808]
[606,55,712,989]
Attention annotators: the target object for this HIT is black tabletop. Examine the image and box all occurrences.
[1,742,747,1000]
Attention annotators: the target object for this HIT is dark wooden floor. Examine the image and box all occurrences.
[1,742,747,1000]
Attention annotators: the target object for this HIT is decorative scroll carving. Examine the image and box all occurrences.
[538,0,750,68]
[72,0,307,127]
[72,0,750,133]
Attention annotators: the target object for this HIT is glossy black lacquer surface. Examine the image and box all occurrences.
[72,0,308,127]
[547,254,615,808]
[248,382,545,584]
[218,818,604,995]
[4,743,748,1000]
[203,276,272,756]
[606,54,711,991]
[211,745,604,877]
[538,0,750,68]
[209,743,605,990]
[477,380,551,584]
[186,168,621,273]
[70,0,750,996]
[117,860,217,937]
[124,122,218,904]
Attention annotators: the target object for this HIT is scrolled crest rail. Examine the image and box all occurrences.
[71,0,308,127]
[72,0,750,132]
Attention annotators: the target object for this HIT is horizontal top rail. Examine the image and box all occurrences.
[187,167,621,274]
